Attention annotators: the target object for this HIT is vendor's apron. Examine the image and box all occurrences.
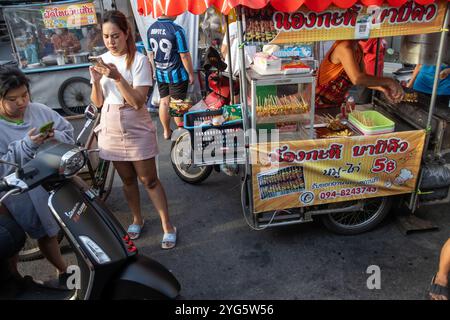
[95,103,158,161]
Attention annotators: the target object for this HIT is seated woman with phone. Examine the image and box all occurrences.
[0,66,75,288]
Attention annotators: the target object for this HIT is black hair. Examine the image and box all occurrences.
[0,67,30,100]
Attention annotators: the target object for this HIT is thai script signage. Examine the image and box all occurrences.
[250,130,426,213]
[269,0,447,43]
[42,2,97,29]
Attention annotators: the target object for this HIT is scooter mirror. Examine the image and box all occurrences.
[84,104,98,121]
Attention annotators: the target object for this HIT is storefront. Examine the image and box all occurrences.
[1,0,105,115]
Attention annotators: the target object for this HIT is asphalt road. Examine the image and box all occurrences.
[19,114,450,300]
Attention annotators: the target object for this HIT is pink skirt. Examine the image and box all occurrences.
[95,103,159,161]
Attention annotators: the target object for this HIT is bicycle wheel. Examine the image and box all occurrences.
[58,77,92,116]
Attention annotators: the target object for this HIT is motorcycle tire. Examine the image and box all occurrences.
[170,132,213,184]
[18,230,65,262]
[320,196,393,235]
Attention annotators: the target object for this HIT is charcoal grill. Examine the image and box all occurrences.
[374,92,450,159]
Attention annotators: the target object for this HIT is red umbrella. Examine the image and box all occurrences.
[136,0,449,17]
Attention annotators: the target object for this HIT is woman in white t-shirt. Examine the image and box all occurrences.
[90,10,176,248]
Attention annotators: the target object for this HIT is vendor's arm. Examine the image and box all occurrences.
[90,66,104,108]
[407,64,422,88]
[51,34,62,51]
[440,67,450,80]
[334,41,404,103]
[69,33,81,52]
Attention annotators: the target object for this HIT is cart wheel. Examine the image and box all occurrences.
[170,131,213,184]
[320,197,393,235]
[18,230,65,262]
[58,77,92,116]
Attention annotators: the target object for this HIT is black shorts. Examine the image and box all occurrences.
[158,80,189,100]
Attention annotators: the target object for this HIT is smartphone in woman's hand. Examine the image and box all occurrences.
[88,56,107,68]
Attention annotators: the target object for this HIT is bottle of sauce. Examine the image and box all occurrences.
[346,96,356,115]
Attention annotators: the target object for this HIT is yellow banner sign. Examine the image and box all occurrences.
[251,130,426,214]
[42,2,97,29]
[270,0,447,44]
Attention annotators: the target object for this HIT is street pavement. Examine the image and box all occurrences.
[19,114,450,300]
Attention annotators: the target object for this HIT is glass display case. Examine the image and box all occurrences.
[3,0,105,72]
[1,0,105,115]
[245,67,317,143]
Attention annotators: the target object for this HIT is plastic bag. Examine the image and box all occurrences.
[169,98,192,117]
[190,99,208,112]
[151,82,160,106]
[222,105,242,121]
[420,164,450,189]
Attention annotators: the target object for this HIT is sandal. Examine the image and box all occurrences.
[127,221,145,240]
[428,275,449,300]
[161,227,177,250]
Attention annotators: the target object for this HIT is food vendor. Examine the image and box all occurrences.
[87,14,104,52]
[315,40,404,108]
[50,28,81,54]
[23,32,39,65]
[407,64,450,98]
[87,25,104,51]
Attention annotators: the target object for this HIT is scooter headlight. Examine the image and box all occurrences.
[60,148,86,177]
[79,236,111,264]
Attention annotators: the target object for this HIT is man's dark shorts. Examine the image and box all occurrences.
[158,80,189,100]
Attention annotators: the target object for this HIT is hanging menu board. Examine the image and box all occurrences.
[246,0,449,43]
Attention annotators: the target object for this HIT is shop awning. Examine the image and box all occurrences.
[136,0,450,17]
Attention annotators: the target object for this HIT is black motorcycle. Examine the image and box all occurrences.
[0,107,180,300]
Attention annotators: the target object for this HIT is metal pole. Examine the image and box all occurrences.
[236,6,254,221]
[236,6,249,135]
[2,10,19,66]
[371,38,381,105]
[411,4,450,213]
[225,15,235,103]
[424,5,449,153]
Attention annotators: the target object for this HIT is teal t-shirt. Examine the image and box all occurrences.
[413,64,450,96]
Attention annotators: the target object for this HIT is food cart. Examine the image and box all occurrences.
[137,0,450,234]
[1,0,105,115]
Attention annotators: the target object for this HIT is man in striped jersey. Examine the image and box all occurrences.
[147,15,195,140]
